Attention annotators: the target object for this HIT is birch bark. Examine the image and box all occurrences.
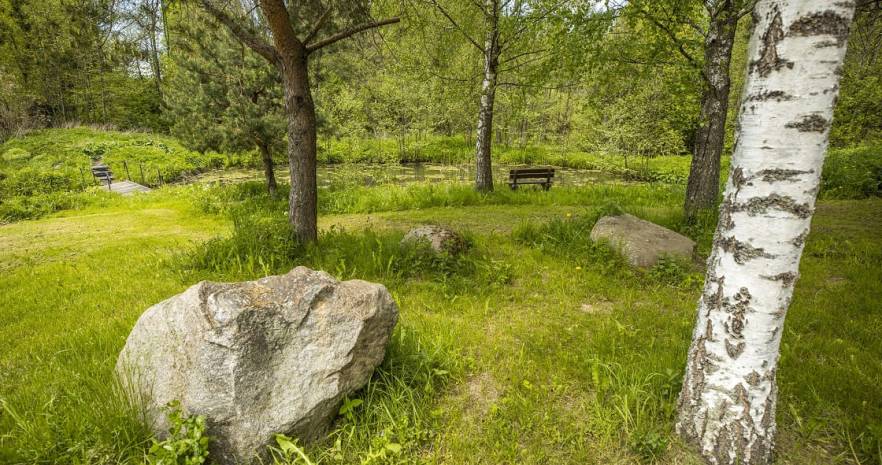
[474,0,500,192]
[677,1,855,463]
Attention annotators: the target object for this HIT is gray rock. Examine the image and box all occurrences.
[117,266,398,465]
[401,225,467,255]
[590,213,696,268]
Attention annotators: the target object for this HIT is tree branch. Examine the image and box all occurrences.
[429,0,486,53]
[303,8,332,45]
[641,10,702,72]
[305,17,401,52]
[198,0,278,63]
[501,0,569,49]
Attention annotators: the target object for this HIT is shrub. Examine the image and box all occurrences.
[821,144,882,199]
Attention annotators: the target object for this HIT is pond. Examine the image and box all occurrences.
[194,163,624,189]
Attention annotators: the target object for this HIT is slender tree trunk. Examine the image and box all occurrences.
[474,0,500,192]
[257,0,318,243]
[148,0,164,101]
[677,2,855,464]
[257,140,278,198]
[684,2,739,220]
[278,48,318,242]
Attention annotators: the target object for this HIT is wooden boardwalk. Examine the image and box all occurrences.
[104,180,152,195]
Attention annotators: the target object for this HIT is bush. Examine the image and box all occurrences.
[821,144,882,199]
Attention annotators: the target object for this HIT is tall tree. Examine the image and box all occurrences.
[682,0,754,219]
[630,0,756,219]
[429,0,570,192]
[676,1,855,464]
[196,0,399,242]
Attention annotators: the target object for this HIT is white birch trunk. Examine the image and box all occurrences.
[677,1,856,464]
[474,0,499,193]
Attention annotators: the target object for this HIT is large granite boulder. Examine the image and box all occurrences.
[117,266,398,465]
[590,214,696,268]
[401,225,468,255]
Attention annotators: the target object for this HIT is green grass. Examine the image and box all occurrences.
[3,129,879,223]
[0,127,248,221]
[1,175,880,464]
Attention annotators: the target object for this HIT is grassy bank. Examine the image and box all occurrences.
[1,180,880,464]
[2,129,880,223]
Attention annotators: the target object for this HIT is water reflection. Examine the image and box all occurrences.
[196,163,622,189]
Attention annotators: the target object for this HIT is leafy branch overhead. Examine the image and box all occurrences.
[196,0,400,64]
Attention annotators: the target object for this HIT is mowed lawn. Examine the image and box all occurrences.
[1,188,880,464]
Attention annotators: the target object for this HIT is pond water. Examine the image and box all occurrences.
[195,163,624,189]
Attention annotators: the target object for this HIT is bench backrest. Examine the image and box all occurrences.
[509,168,555,179]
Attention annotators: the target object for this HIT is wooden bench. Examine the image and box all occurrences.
[508,167,555,190]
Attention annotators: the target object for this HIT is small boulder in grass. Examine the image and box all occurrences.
[589,213,696,268]
[401,225,468,255]
[116,266,398,465]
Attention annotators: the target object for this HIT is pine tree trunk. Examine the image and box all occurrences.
[279,48,318,243]
[260,0,319,243]
[677,1,855,464]
[684,2,739,220]
[474,0,499,193]
[258,141,277,199]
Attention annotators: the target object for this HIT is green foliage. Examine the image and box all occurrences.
[270,435,316,465]
[164,5,285,162]
[821,144,882,199]
[0,0,165,135]
[830,8,882,147]
[146,402,210,465]
[0,128,229,221]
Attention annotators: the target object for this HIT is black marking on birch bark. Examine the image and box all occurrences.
[733,383,751,415]
[678,333,713,429]
[804,184,821,196]
[718,236,775,264]
[760,369,777,429]
[712,422,736,465]
[726,338,746,358]
[703,276,726,316]
[757,168,813,182]
[745,371,761,386]
[814,39,839,48]
[788,10,851,46]
[768,325,780,342]
[725,287,752,339]
[719,169,747,232]
[785,114,830,132]
[731,167,747,189]
[720,202,735,230]
[733,193,813,218]
[752,9,792,77]
[773,294,792,320]
[761,271,798,286]
[791,229,809,247]
[745,90,794,102]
